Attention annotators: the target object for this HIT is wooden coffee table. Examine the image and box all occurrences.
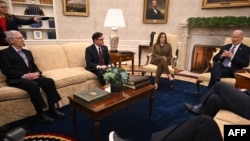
[68,84,155,141]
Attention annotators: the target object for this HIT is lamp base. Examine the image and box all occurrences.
[110,29,119,51]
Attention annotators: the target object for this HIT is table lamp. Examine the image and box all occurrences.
[104,8,126,52]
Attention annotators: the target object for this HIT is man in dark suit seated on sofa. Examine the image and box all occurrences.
[85,32,112,85]
[208,29,250,88]
[0,30,65,123]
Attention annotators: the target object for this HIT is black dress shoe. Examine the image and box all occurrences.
[48,108,65,118]
[184,103,202,115]
[38,112,54,123]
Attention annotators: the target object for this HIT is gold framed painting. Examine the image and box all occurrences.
[62,0,89,16]
[143,0,169,24]
[33,30,42,40]
[202,0,250,9]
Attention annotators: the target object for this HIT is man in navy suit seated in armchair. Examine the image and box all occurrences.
[208,29,250,88]
[85,32,112,85]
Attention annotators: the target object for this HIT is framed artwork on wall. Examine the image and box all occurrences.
[143,0,169,24]
[33,30,42,40]
[202,0,250,9]
[62,0,89,16]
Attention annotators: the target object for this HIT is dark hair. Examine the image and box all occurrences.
[156,32,167,44]
[92,32,103,42]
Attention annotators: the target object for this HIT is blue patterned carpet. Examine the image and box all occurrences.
[7,77,208,141]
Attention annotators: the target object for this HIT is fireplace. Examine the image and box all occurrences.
[190,44,221,73]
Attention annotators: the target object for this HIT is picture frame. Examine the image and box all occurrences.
[62,0,89,16]
[33,30,42,40]
[143,0,169,24]
[202,0,250,9]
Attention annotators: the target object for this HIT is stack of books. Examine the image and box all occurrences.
[123,75,150,89]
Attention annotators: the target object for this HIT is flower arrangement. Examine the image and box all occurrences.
[103,67,129,84]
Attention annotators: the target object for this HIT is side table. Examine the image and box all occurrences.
[234,69,250,89]
[138,45,152,66]
[109,52,135,74]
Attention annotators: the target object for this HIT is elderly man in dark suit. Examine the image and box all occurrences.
[0,30,65,123]
[208,29,250,88]
[85,32,112,85]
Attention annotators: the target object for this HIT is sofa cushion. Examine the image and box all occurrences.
[0,86,29,100]
[61,42,90,68]
[27,44,69,72]
[42,67,97,88]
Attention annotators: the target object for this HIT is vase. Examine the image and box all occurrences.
[110,82,123,93]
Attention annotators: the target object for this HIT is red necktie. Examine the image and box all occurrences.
[98,47,104,65]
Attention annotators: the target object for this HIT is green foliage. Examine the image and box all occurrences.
[187,16,250,28]
[103,67,129,84]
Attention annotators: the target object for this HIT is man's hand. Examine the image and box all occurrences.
[24,72,40,80]
[221,50,233,59]
[98,65,108,70]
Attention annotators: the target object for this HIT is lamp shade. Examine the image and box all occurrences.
[104,8,126,29]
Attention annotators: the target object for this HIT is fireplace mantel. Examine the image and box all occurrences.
[177,23,250,71]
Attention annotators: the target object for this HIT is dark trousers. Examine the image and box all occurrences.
[208,62,234,88]
[91,70,106,85]
[9,76,61,113]
[201,82,250,119]
[151,115,222,141]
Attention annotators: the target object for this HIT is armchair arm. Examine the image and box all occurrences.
[171,55,177,68]
[144,53,153,65]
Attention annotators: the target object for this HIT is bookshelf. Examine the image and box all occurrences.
[8,0,57,41]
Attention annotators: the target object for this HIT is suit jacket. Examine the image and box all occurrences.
[0,46,41,85]
[213,43,250,72]
[0,15,36,46]
[146,8,164,19]
[85,44,112,70]
[150,43,172,65]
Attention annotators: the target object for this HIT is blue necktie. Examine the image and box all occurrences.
[18,50,29,67]
[222,46,235,67]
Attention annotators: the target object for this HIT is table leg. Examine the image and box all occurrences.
[71,107,77,136]
[148,94,154,120]
[94,120,100,141]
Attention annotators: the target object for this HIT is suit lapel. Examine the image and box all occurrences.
[8,47,29,68]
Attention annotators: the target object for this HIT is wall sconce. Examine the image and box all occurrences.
[104,8,126,52]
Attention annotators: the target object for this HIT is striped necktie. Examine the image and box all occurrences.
[98,47,104,65]
[222,46,235,67]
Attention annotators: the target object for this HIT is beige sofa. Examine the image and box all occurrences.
[0,42,101,125]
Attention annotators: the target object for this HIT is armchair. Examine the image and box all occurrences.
[195,37,250,95]
[141,33,178,76]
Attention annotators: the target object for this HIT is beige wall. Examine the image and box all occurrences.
[54,0,249,42]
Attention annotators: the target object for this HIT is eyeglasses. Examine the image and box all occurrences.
[14,37,25,40]
[0,6,8,9]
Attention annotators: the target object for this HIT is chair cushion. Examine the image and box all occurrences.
[142,64,175,74]
[198,73,236,86]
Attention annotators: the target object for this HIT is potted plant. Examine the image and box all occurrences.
[103,67,129,93]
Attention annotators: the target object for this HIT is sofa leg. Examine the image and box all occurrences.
[195,80,203,95]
